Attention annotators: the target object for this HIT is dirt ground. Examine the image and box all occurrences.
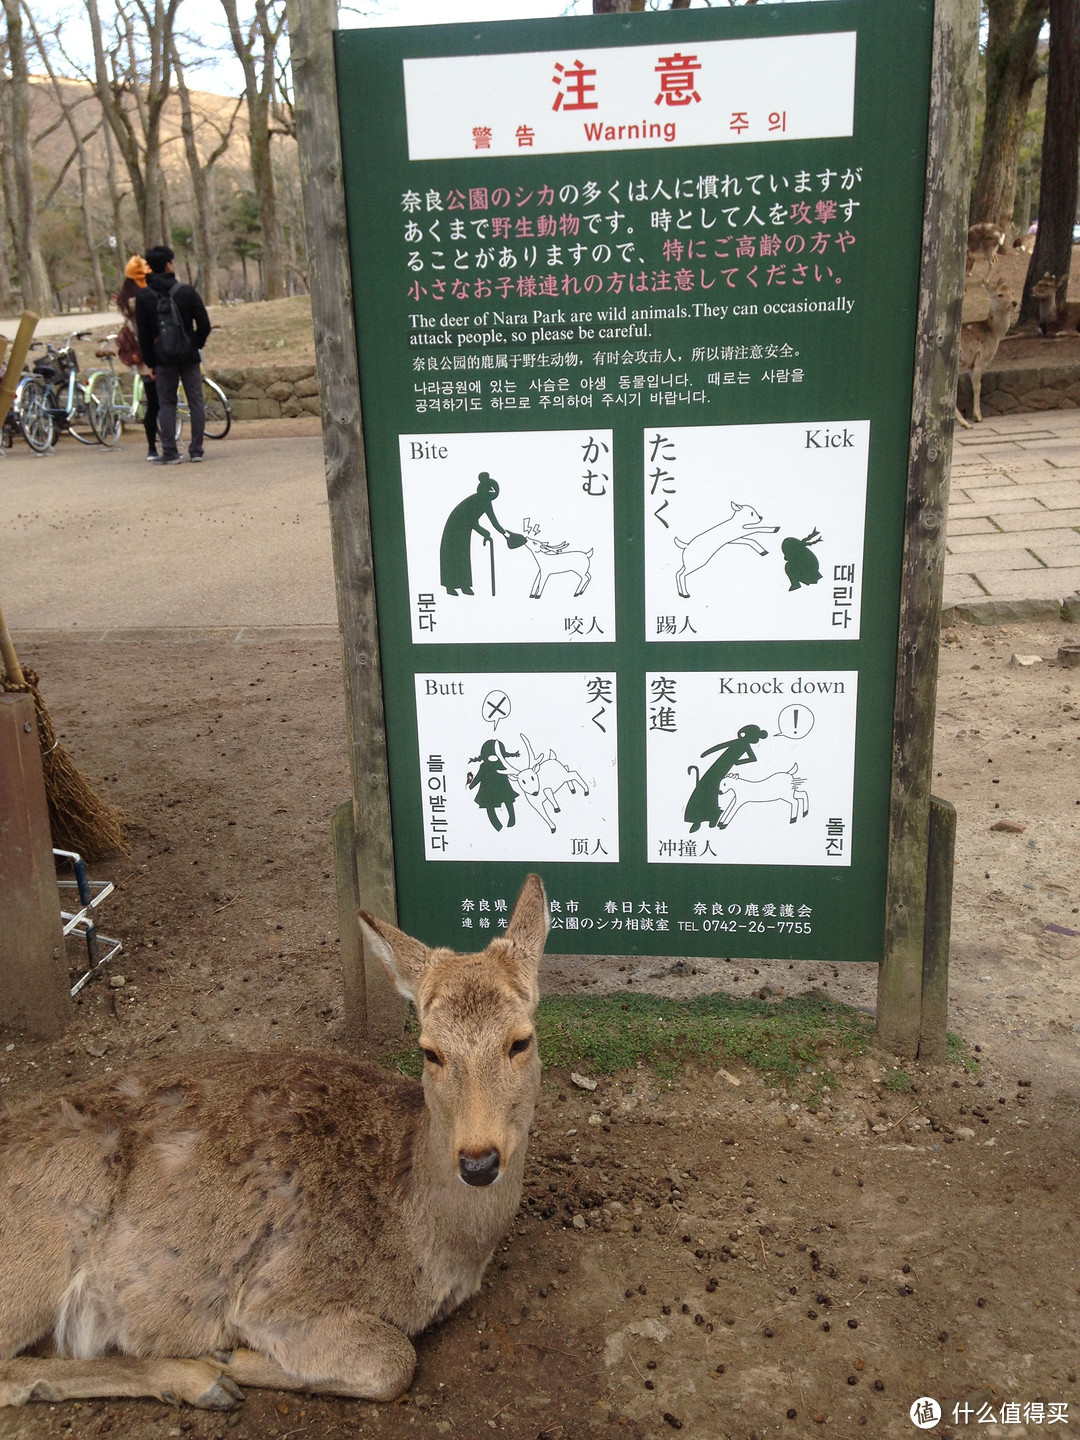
[1,617,1079,1440]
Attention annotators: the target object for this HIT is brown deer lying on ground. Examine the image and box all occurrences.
[0,875,549,1411]
[965,222,1006,280]
[1030,273,1080,336]
[955,280,1018,429]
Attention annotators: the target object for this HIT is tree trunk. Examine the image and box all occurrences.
[970,0,1048,233]
[1021,0,1080,320]
[2,0,52,312]
[0,183,16,311]
[85,0,146,231]
[102,126,126,266]
[172,49,232,305]
[22,14,108,310]
[76,136,108,309]
[84,0,179,250]
[0,80,21,302]
[144,134,164,248]
[222,0,287,302]
[249,117,283,299]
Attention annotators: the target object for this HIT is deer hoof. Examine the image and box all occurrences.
[192,1374,245,1410]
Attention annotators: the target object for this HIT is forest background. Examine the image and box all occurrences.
[0,0,1077,323]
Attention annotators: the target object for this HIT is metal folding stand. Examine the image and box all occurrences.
[54,848,123,995]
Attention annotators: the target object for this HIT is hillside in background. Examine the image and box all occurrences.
[19,71,301,307]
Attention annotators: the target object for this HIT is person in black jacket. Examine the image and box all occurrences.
[135,245,212,465]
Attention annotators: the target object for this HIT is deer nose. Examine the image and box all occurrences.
[459,1149,501,1187]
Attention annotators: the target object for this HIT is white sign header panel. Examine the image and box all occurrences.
[403,32,856,161]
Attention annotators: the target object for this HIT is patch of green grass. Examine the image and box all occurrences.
[383,990,875,1097]
[536,991,872,1094]
[946,1030,978,1072]
[383,997,985,1097]
[383,1019,422,1080]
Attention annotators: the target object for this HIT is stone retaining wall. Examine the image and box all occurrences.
[208,364,321,421]
[958,362,1080,419]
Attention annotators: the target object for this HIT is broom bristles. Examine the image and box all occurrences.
[2,668,130,861]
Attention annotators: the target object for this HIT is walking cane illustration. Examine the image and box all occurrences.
[484,533,496,596]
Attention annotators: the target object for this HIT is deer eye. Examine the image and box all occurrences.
[421,1048,443,1067]
[508,1035,532,1058]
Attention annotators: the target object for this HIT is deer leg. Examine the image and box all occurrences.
[525,793,555,833]
[210,1320,416,1404]
[955,402,972,431]
[0,1355,244,1409]
[573,571,591,597]
[971,362,984,423]
[675,566,690,599]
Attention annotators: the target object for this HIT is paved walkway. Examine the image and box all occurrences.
[0,433,336,631]
[2,411,1079,635]
[946,409,1080,618]
[0,311,118,341]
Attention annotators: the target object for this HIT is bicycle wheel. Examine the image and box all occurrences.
[67,384,99,445]
[88,372,124,446]
[15,376,56,452]
[202,377,231,440]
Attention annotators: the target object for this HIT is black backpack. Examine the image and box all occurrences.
[155,287,197,366]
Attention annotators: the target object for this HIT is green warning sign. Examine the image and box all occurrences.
[336,1,935,961]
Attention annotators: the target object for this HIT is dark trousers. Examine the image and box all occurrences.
[142,375,159,452]
[155,362,204,458]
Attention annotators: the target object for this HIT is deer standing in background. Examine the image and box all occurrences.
[965,222,1005,280]
[0,877,549,1412]
[955,280,1017,429]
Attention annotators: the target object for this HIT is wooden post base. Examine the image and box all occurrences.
[0,693,70,1038]
[332,799,405,1051]
[919,794,955,1064]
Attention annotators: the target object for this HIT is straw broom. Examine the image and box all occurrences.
[0,600,129,860]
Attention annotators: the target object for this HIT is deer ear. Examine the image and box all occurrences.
[499,874,548,1010]
[504,873,549,958]
[358,911,431,1003]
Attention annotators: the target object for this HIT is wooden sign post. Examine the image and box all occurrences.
[289,0,977,1059]
[0,692,71,1038]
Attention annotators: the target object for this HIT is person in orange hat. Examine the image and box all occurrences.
[116,256,160,459]
[124,253,150,287]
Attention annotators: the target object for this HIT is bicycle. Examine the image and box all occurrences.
[14,332,101,451]
[87,339,232,447]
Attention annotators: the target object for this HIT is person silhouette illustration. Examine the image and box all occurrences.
[684,723,769,833]
[467,738,520,830]
[440,472,512,596]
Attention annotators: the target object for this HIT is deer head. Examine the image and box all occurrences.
[358,876,548,1187]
